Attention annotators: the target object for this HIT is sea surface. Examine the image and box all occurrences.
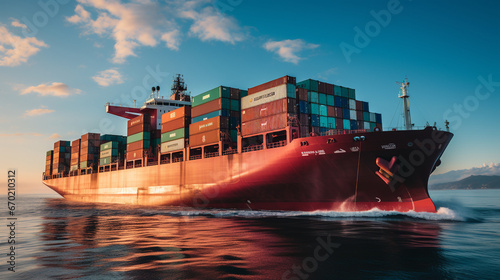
[1,189,499,280]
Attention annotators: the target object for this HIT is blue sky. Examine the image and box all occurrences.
[0,0,499,193]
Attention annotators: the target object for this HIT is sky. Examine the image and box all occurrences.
[0,0,499,194]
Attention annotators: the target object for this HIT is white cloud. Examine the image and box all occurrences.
[20,82,82,97]
[92,68,124,86]
[0,25,48,67]
[24,107,55,117]
[429,162,500,185]
[10,19,28,29]
[66,0,245,63]
[263,39,319,64]
[49,133,61,139]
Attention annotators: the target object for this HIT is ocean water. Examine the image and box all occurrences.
[1,189,499,280]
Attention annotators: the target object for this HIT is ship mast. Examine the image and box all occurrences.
[170,74,189,101]
[397,77,412,130]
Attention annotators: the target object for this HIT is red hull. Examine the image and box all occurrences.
[43,128,452,212]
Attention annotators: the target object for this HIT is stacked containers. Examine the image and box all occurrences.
[127,114,151,161]
[70,139,81,171]
[45,150,53,176]
[80,133,100,169]
[190,86,241,144]
[52,141,71,174]
[241,76,297,136]
[99,135,126,165]
[160,106,191,154]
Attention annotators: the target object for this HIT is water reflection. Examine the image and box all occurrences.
[37,199,447,279]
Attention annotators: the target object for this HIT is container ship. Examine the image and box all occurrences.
[42,75,453,212]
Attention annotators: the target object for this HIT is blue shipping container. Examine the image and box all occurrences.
[326,95,335,106]
[342,108,350,119]
[319,105,327,116]
[375,113,382,123]
[299,101,309,114]
[308,91,319,103]
[327,117,336,129]
[310,103,319,115]
[362,101,369,112]
[343,119,351,130]
[320,116,328,127]
[311,114,320,127]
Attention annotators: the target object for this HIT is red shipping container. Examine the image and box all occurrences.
[81,133,100,142]
[230,88,240,100]
[336,118,344,130]
[248,76,296,95]
[161,106,191,124]
[126,140,149,151]
[327,106,335,117]
[241,112,290,136]
[241,98,296,123]
[191,98,227,118]
[318,81,327,94]
[80,153,95,162]
[356,100,363,111]
[189,129,225,147]
[161,117,189,133]
[297,87,308,101]
[356,110,363,121]
[128,123,151,136]
[72,139,81,147]
[128,114,151,128]
[54,140,70,148]
[126,149,145,161]
[334,107,343,118]
[189,116,229,135]
[326,83,334,95]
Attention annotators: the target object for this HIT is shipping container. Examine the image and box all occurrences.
[80,153,95,162]
[297,88,308,101]
[357,110,363,121]
[298,100,309,114]
[160,138,185,153]
[189,116,229,135]
[341,86,349,98]
[230,99,240,111]
[350,120,358,130]
[230,129,237,142]
[81,133,100,141]
[100,149,118,158]
[191,98,230,118]
[241,112,291,136]
[100,141,119,151]
[248,76,296,95]
[161,127,188,143]
[192,86,231,107]
[70,165,79,171]
[348,88,356,100]
[241,98,296,123]
[192,110,230,123]
[336,118,344,130]
[241,84,295,110]
[334,85,341,96]
[363,112,370,122]
[308,91,319,103]
[326,95,334,106]
[127,132,151,144]
[240,90,248,98]
[127,140,150,151]
[160,106,191,124]
[318,93,327,105]
[327,106,335,117]
[341,97,349,109]
[80,145,99,155]
[364,121,370,130]
[80,139,100,148]
[310,103,319,115]
[100,134,127,143]
[127,123,151,136]
[318,81,327,94]
[126,149,145,161]
[54,140,71,148]
[189,129,223,147]
[230,117,240,130]
[99,156,118,166]
[343,119,351,130]
[376,113,382,123]
[370,112,376,122]
[72,139,81,148]
[161,118,189,134]
[349,99,356,110]
[319,105,327,116]
[327,117,336,129]
[326,83,334,95]
[342,108,350,119]
[362,102,369,112]
[356,100,363,111]
[350,109,357,120]
[299,114,309,126]
[334,96,341,108]
[357,121,364,130]
[320,116,328,128]
[370,122,377,131]
[46,150,54,157]
[128,114,151,128]
[296,79,318,92]
[230,88,240,100]
[311,114,320,127]
[334,107,343,118]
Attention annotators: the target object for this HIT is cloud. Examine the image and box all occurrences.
[92,68,124,86]
[20,82,82,97]
[10,18,28,29]
[67,0,245,63]
[49,133,61,139]
[24,107,55,117]
[263,39,319,64]
[429,162,500,185]
[0,25,48,67]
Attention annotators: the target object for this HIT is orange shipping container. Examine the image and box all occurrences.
[191,98,227,118]
[189,129,223,147]
[189,116,229,135]
[126,149,145,161]
[127,123,151,136]
[161,118,189,134]
[128,114,151,128]
[81,133,100,142]
[160,106,191,124]
[248,76,296,95]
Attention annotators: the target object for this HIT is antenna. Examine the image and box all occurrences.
[396,77,412,130]
[156,86,160,98]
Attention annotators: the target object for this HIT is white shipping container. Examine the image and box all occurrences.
[349,99,356,110]
[370,112,376,122]
[241,84,287,110]
[161,138,185,153]
[364,122,370,130]
[350,109,357,120]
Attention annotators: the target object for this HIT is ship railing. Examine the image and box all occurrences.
[189,154,202,160]
[267,140,287,149]
[147,161,158,166]
[160,159,170,165]
[319,129,370,136]
[204,152,219,159]
[222,149,238,156]
[242,144,264,153]
[172,157,183,163]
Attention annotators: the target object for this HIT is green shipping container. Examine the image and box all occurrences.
[341,87,349,98]
[240,90,248,98]
[343,119,351,129]
[46,150,53,157]
[320,116,328,128]
[99,156,119,166]
[318,93,327,105]
[326,95,335,106]
[319,105,327,116]
[348,88,356,100]
[297,79,319,92]
[230,99,240,111]
[161,128,188,143]
[80,161,88,168]
[308,91,319,103]
[100,141,119,151]
[286,84,296,99]
[230,129,237,142]
[192,86,231,107]
[127,132,151,144]
[334,85,341,96]
[363,112,371,122]
[370,122,377,131]
[100,149,118,158]
[309,103,319,115]
[327,117,336,129]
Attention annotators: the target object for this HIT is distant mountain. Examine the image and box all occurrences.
[430,175,500,190]
[429,162,500,185]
